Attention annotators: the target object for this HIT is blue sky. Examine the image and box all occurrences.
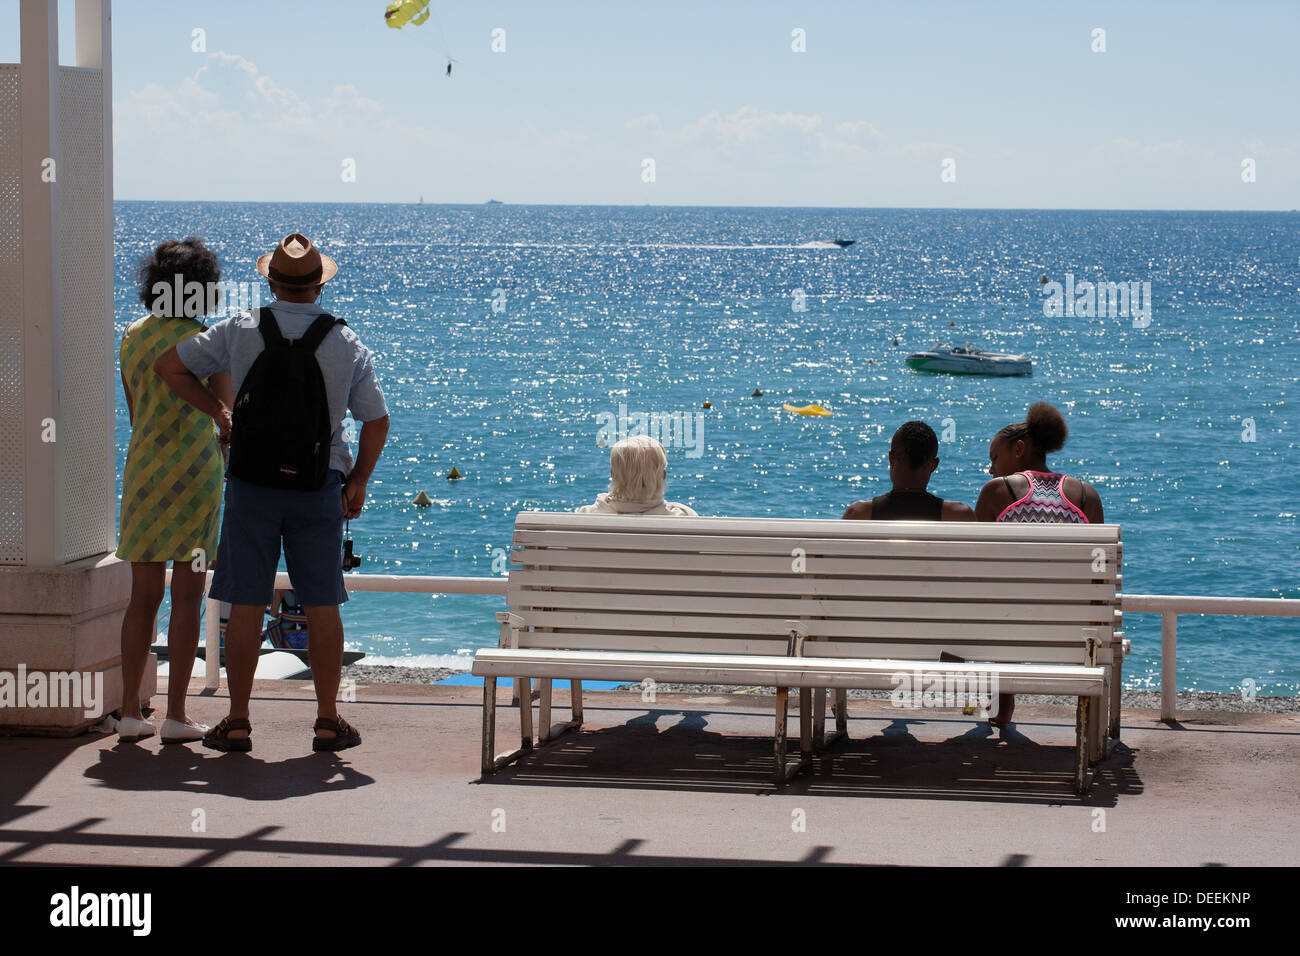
[4,0,1298,207]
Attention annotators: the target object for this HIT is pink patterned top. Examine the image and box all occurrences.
[996,470,1089,524]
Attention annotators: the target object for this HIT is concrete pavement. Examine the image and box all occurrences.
[2,679,1297,866]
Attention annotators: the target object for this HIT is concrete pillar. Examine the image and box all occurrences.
[0,0,150,736]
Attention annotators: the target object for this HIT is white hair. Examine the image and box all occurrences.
[607,434,668,504]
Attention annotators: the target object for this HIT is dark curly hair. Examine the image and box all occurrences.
[891,420,939,469]
[137,237,221,318]
[995,401,1069,455]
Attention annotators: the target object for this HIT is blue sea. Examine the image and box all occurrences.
[113,203,1300,695]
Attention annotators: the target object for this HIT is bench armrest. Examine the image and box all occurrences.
[494,611,526,648]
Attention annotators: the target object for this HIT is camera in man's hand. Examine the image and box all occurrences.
[342,536,362,571]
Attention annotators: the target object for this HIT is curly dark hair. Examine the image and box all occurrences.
[137,237,222,318]
[891,420,939,469]
[995,401,1069,455]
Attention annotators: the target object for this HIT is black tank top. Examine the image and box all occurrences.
[868,489,944,520]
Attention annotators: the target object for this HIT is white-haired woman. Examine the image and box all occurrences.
[578,435,698,516]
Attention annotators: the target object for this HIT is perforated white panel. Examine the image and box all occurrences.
[54,67,112,563]
[0,65,23,566]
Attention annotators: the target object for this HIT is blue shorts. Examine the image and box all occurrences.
[209,470,349,608]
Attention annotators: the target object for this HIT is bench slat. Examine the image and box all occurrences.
[511,631,1103,664]
[510,569,1116,602]
[804,641,1117,666]
[513,530,1119,564]
[471,648,1105,695]
[515,512,1122,544]
[510,589,1119,623]
[511,548,1115,581]
[517,610,1112,644]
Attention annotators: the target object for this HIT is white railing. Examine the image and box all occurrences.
[163,574,1296,721]
[200,572,508,688]
[1120,594,1300,721]
[153,571,508,689]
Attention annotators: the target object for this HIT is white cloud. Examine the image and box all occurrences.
[113,56,1299,207]
[114,51,468,201]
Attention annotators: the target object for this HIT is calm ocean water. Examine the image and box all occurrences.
[113,202,1300,695]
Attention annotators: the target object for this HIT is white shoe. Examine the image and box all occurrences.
[117,716,155,743]
[160,718,210,744]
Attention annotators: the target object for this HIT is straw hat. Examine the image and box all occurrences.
[256,233,338,286]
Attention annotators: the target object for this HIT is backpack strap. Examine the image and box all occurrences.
[299,312,346,353]
[256,306,285,347]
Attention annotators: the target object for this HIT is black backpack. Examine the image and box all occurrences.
[227,306,345,491]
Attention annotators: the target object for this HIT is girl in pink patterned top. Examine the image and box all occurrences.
[975,402,1105,726]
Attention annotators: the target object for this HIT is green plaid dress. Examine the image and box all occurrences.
[116,315,224,563]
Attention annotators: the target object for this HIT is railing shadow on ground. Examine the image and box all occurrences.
[0,822,890,867]
[480,710,1143,806]
[0,734,110,826]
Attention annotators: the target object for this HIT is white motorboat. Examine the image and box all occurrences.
[904,345,1032,376]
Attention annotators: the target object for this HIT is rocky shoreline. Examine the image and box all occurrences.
[342,664,462,685]
[340,664,1299,714]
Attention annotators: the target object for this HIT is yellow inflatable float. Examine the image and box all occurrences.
[783,403,832,417]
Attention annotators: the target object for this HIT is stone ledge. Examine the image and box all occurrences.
[0,655,156,736]
[0,552,129,617]
[1,608,128,670]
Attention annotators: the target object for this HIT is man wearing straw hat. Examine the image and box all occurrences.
[156,233,390,753]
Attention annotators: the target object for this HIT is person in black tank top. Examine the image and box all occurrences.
[867,488,944,521]
[842,421,975,522]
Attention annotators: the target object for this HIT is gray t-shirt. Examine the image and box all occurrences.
[176,299,388,475]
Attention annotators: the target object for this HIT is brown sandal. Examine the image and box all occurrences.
[202,716,252,753]
[313,716,361,752]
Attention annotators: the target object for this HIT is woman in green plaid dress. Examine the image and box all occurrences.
[116,238,230,744]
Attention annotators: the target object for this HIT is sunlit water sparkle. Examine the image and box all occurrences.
[115,203,1300,694]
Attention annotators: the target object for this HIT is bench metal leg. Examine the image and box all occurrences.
[813,687,848,751]
[1088,687,1104,765]
[538,678,552,740]
[775,688,789,783]
[774,688,810,784]
[799,688,813,762]
[481,676,497,776]
[1109,656,1123,742]
[571,679,583,724]
[480,677,537,778]
[516,677,534,748]
[538,677,582,742]
[1074,697,1092,796]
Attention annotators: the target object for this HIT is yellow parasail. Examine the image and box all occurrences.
[385,0,431,29]
[783,403,832,417]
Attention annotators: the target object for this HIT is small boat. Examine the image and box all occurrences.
[905,346,1032,376]
[828,239,855,247]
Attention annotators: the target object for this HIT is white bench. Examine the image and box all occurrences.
[472,512,1126,794]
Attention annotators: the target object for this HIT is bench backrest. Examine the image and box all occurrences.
[507,512,1122,667]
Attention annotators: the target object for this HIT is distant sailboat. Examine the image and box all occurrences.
[418,195,424,205]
